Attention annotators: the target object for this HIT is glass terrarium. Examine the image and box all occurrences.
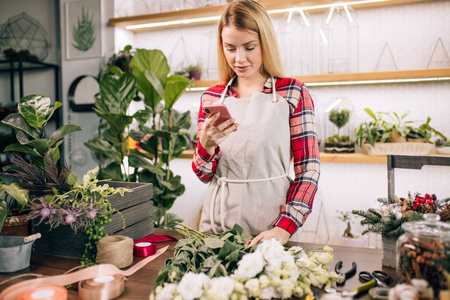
[324,97,355,153]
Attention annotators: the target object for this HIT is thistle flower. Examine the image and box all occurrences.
[28,197,57,226]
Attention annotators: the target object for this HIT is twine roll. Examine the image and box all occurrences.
[96,236,133,268]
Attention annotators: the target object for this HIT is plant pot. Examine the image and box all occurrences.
[31,181,154,258]
[339,235,367,248]
[0,214,31,237]
[381,236,397,269]
[388,131,406,143]
[436,146,450,155]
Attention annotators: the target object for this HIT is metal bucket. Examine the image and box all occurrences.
[0,233,41,273]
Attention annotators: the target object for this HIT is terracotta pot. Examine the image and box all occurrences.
[0,214,31,237]
[389,131,406,143]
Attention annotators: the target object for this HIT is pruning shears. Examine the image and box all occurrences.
[335,260,357,286]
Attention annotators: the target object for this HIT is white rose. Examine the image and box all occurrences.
[177,272,210,300]
[257,239,294,271]
[234,251,265,279]
[258,274,271,288]
[204,277,234,300]
[244,278,261,298]
[156,283,178,300]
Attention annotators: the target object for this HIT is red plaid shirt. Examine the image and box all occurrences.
[192,77,320,235]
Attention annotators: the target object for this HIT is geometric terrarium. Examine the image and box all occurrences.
[324,97,355,153]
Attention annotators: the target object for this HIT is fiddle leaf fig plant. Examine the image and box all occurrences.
[0,95,82,232]
[85,48,192,228]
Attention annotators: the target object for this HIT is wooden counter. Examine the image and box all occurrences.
[0,236,396,299]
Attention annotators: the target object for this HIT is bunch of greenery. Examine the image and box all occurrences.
[156,223,256,286]
[355,108,392,147]
[0,95,82,232]
[352,194,449,238]
[85,48,192,228]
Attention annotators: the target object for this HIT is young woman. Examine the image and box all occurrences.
[192,0,320,246]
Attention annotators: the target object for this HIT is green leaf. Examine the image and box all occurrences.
[204,237,224,249]
[48,124,83,148]
[18,94,51,129]
[2,183,29,208]
[128,153,165,175]
[133,109,153,125]
[0,198,7,233]
[46,102,63,122]
[98,162,123,181]
[164,75,192,109]
[84,138,123,164]
[96,74,137,115]
[144,70,165,100]
[1,113,40,139]
[364,108,377,121]
[93,110,133,133]
[130,49,170,109]
[218,240,238,259]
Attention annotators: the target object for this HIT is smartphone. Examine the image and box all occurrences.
[203,104,233,127]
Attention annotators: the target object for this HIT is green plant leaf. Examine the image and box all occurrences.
[96,74,137,115]
[144,70,165,100]
[46,102,63,122]
[204,237,225,249]
[164,75,192,109]
[84,138,123,164]
[2,182,29,208]
[130,49,170,109]
[4,143,42,162]
[48,124,83,148]
[1,113,40,139]
[128,153,165,176]
[98,162,123,181]
[364,108,376,120]
[93,110,133,133]
[18,94,51,129]
[218,239,238,259]
[0,198,7,233]
[133,109,153,125]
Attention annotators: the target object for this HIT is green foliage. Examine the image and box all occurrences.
[326,134,350,144]
[72,6,96,52]
[156,223,256,286]
[0,95,82,232]
[354,108,392,147]
[329,108,350,129]
[85,47,193,228]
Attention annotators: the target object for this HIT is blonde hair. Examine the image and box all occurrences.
[217,0,285,83]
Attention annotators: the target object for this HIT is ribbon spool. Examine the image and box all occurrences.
[134,242,157,257]
[96,235,134,268]
[79,274,124,300]
[18,286,67,300]
[369,287,390,299]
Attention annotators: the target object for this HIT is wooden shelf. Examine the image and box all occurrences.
[109,0,431,32]
[178,149,449,163]
[189,68,450,89]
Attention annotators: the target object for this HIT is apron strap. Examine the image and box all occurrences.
[210,172,289,233]
[219,76,278,104]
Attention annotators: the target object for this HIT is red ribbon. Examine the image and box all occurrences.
[133,234,178,257]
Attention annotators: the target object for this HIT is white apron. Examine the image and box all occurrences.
[199,77,292,237]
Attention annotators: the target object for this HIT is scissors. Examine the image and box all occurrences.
[358,270,391,287]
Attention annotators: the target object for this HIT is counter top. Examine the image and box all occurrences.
[0,232,396,299]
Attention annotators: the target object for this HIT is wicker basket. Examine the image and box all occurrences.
[363,142,433,156]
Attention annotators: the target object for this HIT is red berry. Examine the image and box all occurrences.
[425,194,431,199]
[419,198,426,204]
[427,200,434,205]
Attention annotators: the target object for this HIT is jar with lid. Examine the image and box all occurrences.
[397,213,450,298]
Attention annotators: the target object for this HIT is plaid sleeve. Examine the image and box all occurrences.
[192,85,227,183]
[272,78,320,236]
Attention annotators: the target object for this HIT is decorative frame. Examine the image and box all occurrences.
[65,0,101,60]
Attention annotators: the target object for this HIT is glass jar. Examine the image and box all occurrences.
[397,214,450,298]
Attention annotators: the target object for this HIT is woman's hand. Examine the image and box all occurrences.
[200,113,239,155]
[248,227,290,247]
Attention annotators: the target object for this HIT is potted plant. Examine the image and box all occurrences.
[435,137,450,155]
[0,95,82,236]
[355,108,392,147]
[85,48,192,229]
[325,108,355,153]
[336,210,367,247]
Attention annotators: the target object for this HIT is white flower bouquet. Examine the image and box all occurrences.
[150,224,338,300]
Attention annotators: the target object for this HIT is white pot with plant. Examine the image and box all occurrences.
[337,210,368,248]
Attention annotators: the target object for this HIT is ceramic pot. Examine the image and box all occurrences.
[0,214,31,237]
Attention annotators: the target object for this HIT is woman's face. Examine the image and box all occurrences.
[221,25,264,81]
